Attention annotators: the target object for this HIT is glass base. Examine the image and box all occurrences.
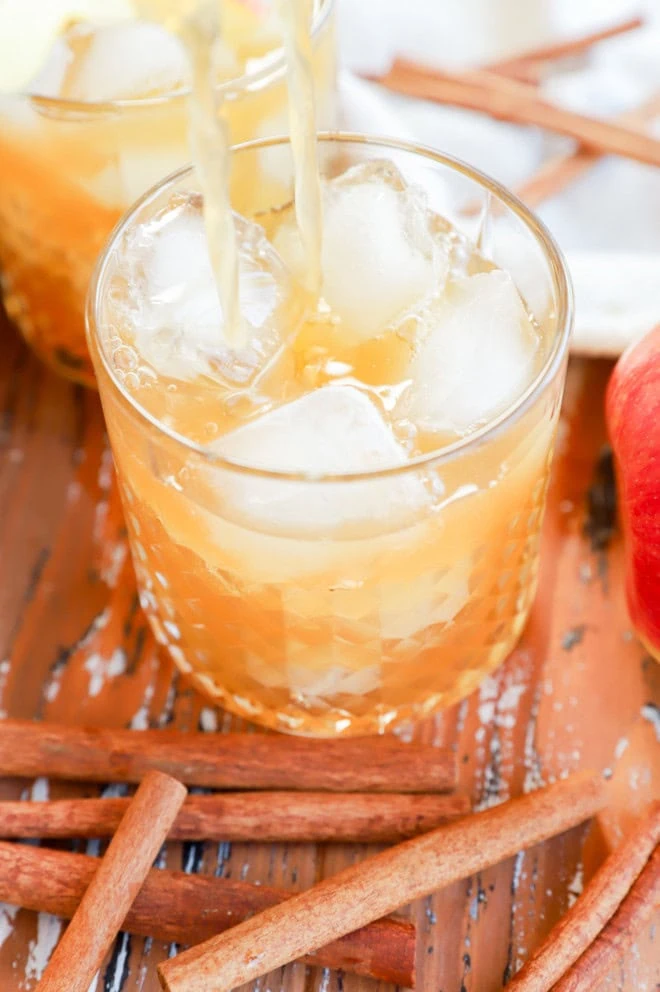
[166,604,533,737]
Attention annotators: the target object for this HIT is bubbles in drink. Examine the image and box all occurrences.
[113,194,302,387]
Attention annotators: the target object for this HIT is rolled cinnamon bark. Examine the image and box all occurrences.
[0,841,416,987]
[0,791,469,843]
[507,802,660,990]
[370,61,660,170]
[36,770,186,992]
[158,772,606,992]
[0,718,456,792]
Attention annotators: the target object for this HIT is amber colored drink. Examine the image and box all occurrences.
[0,0,336,385]
[87,135,572,736]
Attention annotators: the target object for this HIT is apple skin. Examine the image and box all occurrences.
[606,324,660,660]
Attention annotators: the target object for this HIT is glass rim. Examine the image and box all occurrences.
[19,0,334,113]
[87,131,574,484]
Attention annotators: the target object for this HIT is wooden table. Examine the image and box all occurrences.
[0,308,657,991]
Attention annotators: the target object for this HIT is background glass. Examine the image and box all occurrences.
[0,0,336,385]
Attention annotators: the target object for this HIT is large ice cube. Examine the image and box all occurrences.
[212,385,427,534]
[123,197,300,384]
[274,161,447,343]
[401,270,538,435]
[218,385,407,474]
[30,21,188,101]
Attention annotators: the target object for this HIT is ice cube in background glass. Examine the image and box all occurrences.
[401,270,537,435]
[26,33,75,98]
[25,20,190,210]
[275,160,448,343]
[0,0,133,93]
[30,21,188,101]
[121,198,301,384]
[213,385,428,534]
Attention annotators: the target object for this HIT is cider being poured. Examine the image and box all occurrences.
[135,0,323,345]
[87,1,570,735]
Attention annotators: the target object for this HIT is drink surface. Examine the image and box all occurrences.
[105,160,543,454]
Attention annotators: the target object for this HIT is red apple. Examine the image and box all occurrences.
[606,324,660,660]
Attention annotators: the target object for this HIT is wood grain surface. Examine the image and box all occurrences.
[0,304,657,991]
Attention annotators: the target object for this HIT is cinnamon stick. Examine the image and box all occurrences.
[487,15,644,84]
[507,802,660,990]
[36,770,186,992]
[0,719,455,793]
[0,841,415,986]
[460,93,660,219]
[553,846,660,991]
[516,93,660,208]
[158,771,607,992]
[369,60,660,170]
[0,790,469,843]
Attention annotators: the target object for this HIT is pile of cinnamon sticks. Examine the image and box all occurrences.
[0,718,656,992]
[2,717,460,989]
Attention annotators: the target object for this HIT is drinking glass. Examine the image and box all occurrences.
[87,133,573,736]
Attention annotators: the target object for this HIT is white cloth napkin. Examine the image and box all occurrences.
[337,0,660,356]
